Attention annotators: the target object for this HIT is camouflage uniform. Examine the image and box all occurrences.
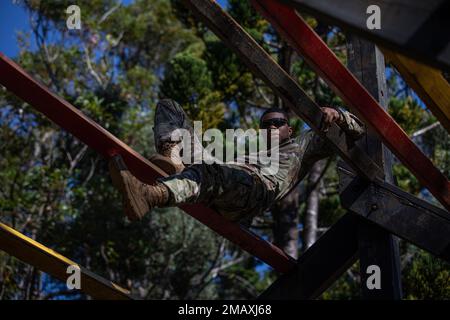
[154,99,365,223]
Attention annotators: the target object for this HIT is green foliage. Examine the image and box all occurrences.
[393,165,421,195]
[161,51,225,130]
[0,0,227,300]
[387,81,448,203]
[1,0,448,301]
[162,52,213,105]
[203,39,255,106]
[321,262,360,300]
[403,247,450,299]
[389,96,431,135]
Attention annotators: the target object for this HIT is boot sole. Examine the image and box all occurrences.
[149,154,184,175]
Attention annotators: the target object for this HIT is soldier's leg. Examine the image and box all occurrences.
[109,155,171,221]
[157,163,221,205]
[150,99,189,173]
[158,163,266,223]
[152,99,214,173]
[110,156,224,221]
[153,99,193,154]
[110,154,266,223]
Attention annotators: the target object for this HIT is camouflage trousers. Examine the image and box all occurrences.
[153,99,273,222]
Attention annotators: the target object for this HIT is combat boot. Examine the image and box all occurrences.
[151,99,192,174]
[109,155,170,221]
[149,141,184,175]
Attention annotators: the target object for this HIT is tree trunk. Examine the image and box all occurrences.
[271,42,301,259]
[303,160,325,250]
[272,187,300,259]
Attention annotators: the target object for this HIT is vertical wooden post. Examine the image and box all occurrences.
[346,35,403,299]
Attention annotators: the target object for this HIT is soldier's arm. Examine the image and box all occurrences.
[297,108,365,178]
[335,108,365,140]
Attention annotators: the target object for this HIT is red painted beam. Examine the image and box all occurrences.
[0,53,296,273]
[251,0,450,211]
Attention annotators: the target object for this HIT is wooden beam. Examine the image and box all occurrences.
[0,53,295,274]
[252,1,447,299]
[279,0,450,71]
[346,36,402,299]
[383,48,450,133]
[180,0,384,182]
[258,213,359,299]
[339,169,450,262]
[259,170,450,300]
[251,0,450,211]
[0,222,133,300]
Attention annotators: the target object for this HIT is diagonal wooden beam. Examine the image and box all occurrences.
[0,221,133,300]
[382,48,450,134]
[279,0,450,72]
[181,0,384,182]
[0,53,295,274]
[339,168,450,262]
[346,35,402,299]
[259,173,450,300]
[251,0,450,211]
[181,0,448,300]
[258,213,360,299]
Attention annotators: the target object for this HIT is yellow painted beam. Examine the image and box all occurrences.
[383,48,450,133]
[0,222,133,300]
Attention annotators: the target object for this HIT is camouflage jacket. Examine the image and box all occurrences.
[231,109,365,206]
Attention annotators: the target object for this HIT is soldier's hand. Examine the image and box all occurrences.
[320,107,342,132]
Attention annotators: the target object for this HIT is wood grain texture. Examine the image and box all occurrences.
[0,53,296,274]
[181,0,384,182]
[346,35,402,299]
[258,213,360,299]
[383,48,450,133]
[0,222,133,300]
[280,0,450,71]
[252,0,450,211]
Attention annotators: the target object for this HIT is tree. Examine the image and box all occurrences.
[1,0,447,300]
[0,0,232,300]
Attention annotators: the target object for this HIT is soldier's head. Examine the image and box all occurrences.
[260,108,293,143]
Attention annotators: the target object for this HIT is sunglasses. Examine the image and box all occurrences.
[260,118,288,129]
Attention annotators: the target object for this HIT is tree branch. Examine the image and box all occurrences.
[99,1,122,24]
[411,122,441,139]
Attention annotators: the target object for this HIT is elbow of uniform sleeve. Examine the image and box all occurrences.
[337,109,365,140]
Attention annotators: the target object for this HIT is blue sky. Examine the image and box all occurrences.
[0,0,425,132]
[0,0,228,58]
[0,0,433,294]
[0,1,30,57]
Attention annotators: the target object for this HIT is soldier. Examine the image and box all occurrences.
[109,99,364,224]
